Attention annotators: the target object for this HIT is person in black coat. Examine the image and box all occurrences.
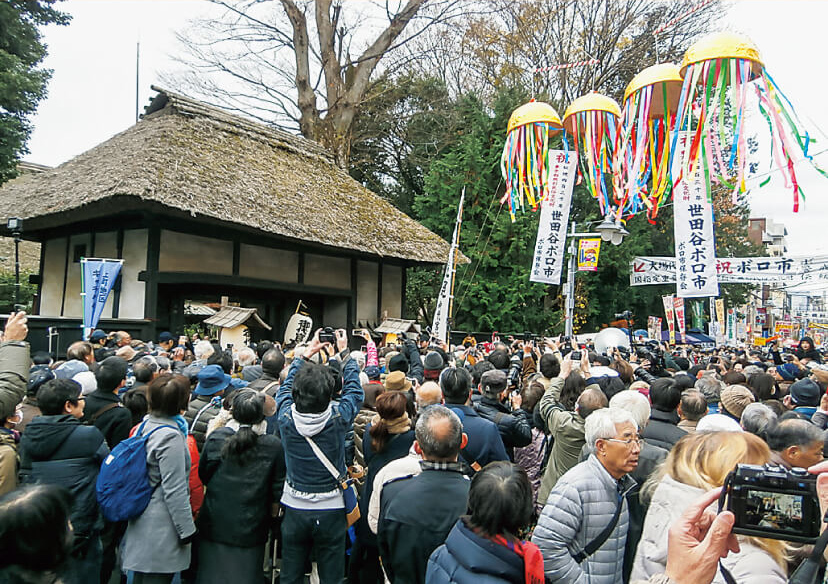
[83,356,132,449]
[473,370,532,460]
[441,368,509,472]
[378,405,471,584]
[641,378,687,451]
[796,336,823,364]
[427,462,545,584]
[196,390,286,584]
[19,378,109,584]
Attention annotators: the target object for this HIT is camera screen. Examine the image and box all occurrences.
[743,489,805,533]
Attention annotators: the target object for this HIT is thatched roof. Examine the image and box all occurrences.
[0,87,463,264]
[203,306,271,330]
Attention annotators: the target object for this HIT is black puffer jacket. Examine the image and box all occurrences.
[641,409,687,451]
[19,415,109,537]
[183,395,222,452]
[197,427,286,547]
[82,389,133,448]
[474,397,532,459]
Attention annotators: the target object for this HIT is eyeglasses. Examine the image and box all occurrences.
[606,436,643,448]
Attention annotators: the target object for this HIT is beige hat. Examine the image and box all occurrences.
[384,371,412,392]
[720,385,755,419]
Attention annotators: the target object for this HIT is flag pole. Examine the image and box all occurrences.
[447,187,465,342]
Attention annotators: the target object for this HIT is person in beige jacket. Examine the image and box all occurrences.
[632,431,787,584]
[536,355,607,510]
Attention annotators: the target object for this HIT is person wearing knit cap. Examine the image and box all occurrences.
[696,413,744,433]
[784,377,821,420]
[719,385,755,421]
[771,362,800,383]
[422,351,445,382]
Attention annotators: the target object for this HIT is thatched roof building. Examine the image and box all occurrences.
[0,87,459,351]
[0,86,451,263]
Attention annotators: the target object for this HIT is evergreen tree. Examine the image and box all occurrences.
[0,0,69,184]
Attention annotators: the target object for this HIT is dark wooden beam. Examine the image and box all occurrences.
[298,252,305,285]
[232,239,240,276]
[143,226,161,334]
[35,239,46,316]
[137,271,353,298]
[376,259,383,321]
[401,263,408,319]
[348,257,357,330]
[111,228,124,319]
[59,236,69,317]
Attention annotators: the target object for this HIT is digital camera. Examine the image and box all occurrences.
[721,463,821,544]
[319,327,336,344]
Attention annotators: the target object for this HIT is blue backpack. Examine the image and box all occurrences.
[96,421,176,522]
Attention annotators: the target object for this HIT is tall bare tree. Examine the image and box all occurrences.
[455,0,722,107]
[171,0,467,167]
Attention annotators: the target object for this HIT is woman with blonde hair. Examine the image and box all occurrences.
[631,431,787,584]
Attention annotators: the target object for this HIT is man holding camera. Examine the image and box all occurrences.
[474,369,532,460]
[276,328,363,584]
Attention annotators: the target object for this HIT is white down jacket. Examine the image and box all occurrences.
[532,454,636,584]
[631,474,786,584]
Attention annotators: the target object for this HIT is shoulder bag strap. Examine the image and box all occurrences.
[303,435,345,484]
[573,489,624,563]
[261,381,279,395]
[190,401,218,434]
[90,402,121,423]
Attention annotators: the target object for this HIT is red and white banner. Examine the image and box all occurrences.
[663,295,676,344]
[674,297,686,343]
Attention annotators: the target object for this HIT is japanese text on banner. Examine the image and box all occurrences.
[530,150,578,285]
[663,295,676,344]
[673,297,686,343]
[672,132,719,298]
[629,255,828,286]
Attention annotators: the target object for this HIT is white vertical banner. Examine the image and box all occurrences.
[431,189,465,344]
[530,150,578,285]
[673,133,719,298]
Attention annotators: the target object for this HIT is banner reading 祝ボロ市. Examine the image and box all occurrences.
[530,150,578,285]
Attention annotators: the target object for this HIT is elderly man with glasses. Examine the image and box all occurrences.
[532,407,640,584]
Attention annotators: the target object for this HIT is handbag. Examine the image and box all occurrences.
[303,435,361,528]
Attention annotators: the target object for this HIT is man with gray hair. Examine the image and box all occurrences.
[695,374,724,414]
[767,418,825,469]
[677,389,707,433]
[740,402,777,441]
[183,339,216,381]
[378,405,470,583]
[607,390,668,483]
[533,408,639,584]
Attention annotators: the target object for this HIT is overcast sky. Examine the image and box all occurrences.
[23,0,828,261]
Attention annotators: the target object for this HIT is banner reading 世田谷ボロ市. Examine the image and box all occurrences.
[530,150,578,285]
[81,258,123,339]
[577,238,601,272]
[663,295,676,344]
[672,133,718,298]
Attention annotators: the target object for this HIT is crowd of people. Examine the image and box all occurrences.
[2,313,828,584]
